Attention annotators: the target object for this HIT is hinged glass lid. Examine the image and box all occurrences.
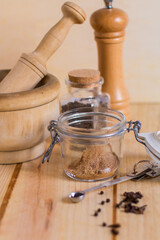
[127,121,160,163]
[138,132,160,163]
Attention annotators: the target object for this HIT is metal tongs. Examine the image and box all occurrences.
[69,160,160,203]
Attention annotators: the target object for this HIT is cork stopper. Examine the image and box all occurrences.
[68,69,100,85]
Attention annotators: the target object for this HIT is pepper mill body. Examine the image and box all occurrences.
[90,2,130,120]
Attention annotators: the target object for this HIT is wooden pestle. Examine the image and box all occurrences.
[90,0,130,120]
[0,2,86,93]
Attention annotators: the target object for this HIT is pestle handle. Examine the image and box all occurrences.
[0,2,86,94]
[32,2,86,65]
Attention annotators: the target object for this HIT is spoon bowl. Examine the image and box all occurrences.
[68,191,85,203]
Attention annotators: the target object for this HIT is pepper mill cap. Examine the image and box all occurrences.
[90,5,128,37]
[68,69,100,85]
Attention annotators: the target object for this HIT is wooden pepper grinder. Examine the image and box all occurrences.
[90,0,130,119]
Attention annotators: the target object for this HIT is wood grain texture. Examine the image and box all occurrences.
[0,164,21,222]
[0,70,60,164]
[0,165,16,206]
[116,103,160,240]
[90,7,130,120]
[0,103,159,240]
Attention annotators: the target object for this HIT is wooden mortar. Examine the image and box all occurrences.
[0,70,60,164]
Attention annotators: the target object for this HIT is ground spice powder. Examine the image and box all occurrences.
[68,145,119,180]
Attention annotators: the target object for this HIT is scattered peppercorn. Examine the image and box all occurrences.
[124,203,147,214]
[102,222,107,227]
[116,200,124,208]
[108,223,121,228]
[111,229,119,235]
[101,201,105,205]
[91,190,146,237]
[116,191,147,214]
[123,191,143,201]
[135,191,143,199]
[99,191,104,195]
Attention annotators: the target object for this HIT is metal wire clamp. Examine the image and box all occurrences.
[42,120,59,163]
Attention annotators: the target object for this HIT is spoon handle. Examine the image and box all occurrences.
[83,176,133,193]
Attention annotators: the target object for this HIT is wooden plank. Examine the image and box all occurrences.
[0,145,114,240]
[0,165,16,206]
[116,103,160,240]
[0,103,159,240]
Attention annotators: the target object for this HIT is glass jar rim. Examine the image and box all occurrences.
[57,107,126,139]
[65,77,104,88]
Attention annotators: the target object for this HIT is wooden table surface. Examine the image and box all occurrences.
[0,103,159,240]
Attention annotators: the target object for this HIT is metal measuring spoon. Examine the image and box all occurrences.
[69,191,85,203]
[68,160,159,203]
[68,175,134,203]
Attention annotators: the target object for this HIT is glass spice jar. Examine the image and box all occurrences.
[60,69,110,113]
[48,107,126,182]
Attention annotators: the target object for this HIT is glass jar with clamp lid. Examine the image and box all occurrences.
[42,107,160,181]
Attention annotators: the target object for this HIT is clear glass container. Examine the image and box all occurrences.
[56,107,126,181]
[60,69,110,113]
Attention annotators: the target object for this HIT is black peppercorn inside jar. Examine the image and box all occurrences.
[60,69,110,117]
